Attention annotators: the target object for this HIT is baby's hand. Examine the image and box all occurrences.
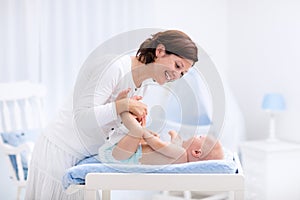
[130,115,146,127]
[168,130,182,145]
[131,95,143,101]
[140,116,146,127]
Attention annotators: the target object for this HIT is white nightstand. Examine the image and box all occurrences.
[240,140,300,200]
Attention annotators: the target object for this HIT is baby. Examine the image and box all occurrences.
[98,106,224,165]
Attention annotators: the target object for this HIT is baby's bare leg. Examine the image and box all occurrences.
[112,112,145,160]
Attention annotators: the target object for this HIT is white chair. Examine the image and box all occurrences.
[0,81,46,200]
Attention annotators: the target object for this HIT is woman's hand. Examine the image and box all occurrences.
[115,88,148,121]
[128,97,148,121]
[116,88,131,100]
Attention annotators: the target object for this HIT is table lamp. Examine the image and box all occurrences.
[262,93,286,142]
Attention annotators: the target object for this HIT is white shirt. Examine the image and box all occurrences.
[44,55,152,159]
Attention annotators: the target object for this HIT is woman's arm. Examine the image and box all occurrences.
[115,97,147,120]
[73,58,147,137]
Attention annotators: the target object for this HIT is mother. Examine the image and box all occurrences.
[25,30,198,199]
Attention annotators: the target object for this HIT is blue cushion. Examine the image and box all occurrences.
[62,152,238,189]
[1,131,38,180]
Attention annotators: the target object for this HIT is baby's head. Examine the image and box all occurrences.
[182,135,224,162]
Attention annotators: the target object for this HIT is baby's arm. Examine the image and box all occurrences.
[143,130,186,159]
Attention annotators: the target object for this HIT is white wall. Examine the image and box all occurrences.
[228,0,300,142]
[150,0,229,78]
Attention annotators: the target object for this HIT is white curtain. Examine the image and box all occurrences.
[0,0,151,120]
[0,0,40,82]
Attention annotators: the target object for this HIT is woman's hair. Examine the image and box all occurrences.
[136,30,198,64]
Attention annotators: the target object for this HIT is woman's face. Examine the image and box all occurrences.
[152,45,194,85]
